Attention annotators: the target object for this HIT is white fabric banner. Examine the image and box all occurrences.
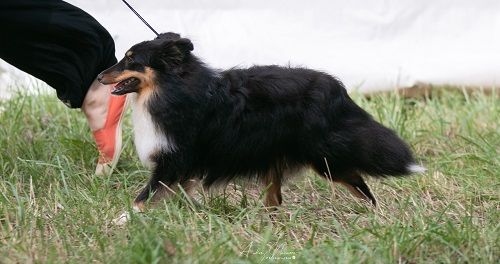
[1,0,499,97]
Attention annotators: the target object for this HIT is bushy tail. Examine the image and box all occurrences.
[354,121,426,177]
[406,163,427,174]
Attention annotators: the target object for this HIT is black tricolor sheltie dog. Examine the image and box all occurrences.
[98,32,424,211]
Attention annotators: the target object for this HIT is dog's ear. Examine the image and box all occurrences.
[156,32,180,41]
[175,38,194,53]
[158,37,194,66]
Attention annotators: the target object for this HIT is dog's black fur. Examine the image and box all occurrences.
[99,32,423,208]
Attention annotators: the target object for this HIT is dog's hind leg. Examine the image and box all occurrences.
[261,168,284,208]
[150,179,200,205]
[311,160,377,206]
[338,173,377,206]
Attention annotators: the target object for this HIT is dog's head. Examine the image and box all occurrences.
[97,32,194,95]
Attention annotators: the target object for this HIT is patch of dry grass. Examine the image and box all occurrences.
[0,87,498,263]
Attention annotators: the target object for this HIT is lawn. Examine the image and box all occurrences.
[0,85,498,263]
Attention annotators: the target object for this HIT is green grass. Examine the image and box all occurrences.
[0,85,498,263]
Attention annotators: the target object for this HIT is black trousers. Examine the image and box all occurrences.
[0,0,117,108]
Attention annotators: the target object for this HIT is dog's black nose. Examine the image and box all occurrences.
[97,73,103,82]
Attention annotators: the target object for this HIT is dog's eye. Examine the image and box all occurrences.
[126,56,134,63]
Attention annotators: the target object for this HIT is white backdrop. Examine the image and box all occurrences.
[1,0,499,98]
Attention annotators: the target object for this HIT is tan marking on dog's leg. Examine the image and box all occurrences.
[180,179,199,196]
[133,201,145,213]
[150,179,200,205]
[339,180,377,206]
[263,173,283,208]
[339,182,370,201]
[179,179,202,207]
[338,172,377,205]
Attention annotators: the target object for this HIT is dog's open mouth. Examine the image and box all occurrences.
[111,77,140,95]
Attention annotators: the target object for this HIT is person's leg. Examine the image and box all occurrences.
[0,0,127,175]
[82,80,110,132]
[82,80,127,175]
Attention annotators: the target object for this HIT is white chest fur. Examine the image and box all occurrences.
[130,94,176,168]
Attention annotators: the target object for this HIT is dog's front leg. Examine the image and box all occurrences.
[113,153,188,226]
[134,153,188,211]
